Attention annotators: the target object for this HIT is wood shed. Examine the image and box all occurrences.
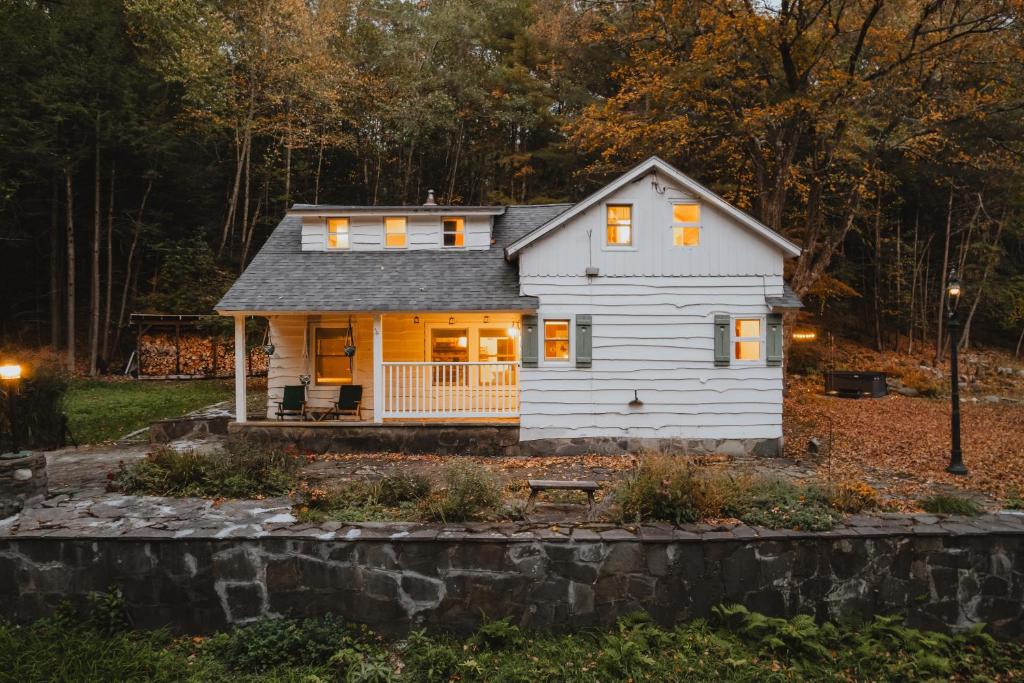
[128,313,268,379]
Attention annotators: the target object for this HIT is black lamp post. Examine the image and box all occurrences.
[944,269,966,475]
[0,363,23,454]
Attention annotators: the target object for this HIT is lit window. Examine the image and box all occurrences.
[672,204,700,247]
[443,217,465,247]
[544,320,570,361]
[315,328,353,385]
[734,318,762,361]
[606,205,632,246]
[327,218,349,249]
[384,217,407,248]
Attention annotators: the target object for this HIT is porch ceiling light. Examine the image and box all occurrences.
[0,364,21,381]
[507,325,518,337]
[449,317,455,325]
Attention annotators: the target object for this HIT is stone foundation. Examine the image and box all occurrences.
[229,421,521,456]
[1,514,1022,638]
[0,452,47,518]
[151,415,231,444]
[519,436,782,457]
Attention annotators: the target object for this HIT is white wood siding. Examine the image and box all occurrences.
[519,246,787,441]
[299,215,492,252]
[266,314,375,419]
[519,170,782,277]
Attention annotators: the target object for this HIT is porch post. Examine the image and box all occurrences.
[372,314,384,423]
[233,314,247,423]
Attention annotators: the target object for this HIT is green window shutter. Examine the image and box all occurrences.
[766,313,783,367]
[521,315,538,368]
[575,315,592,368]
[714,315,730,367]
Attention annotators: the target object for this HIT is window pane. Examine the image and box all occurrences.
[315,328,352,384]
[673,204,700,223]
[545,340,570,360]
[544,320,570,360]
[735,340,761,361]
[606,205,632,245]
[479,329,515,362]
[431,329,469,363]
[443,218,464,247]
[673,226,700,247]
[735,319,760,338]
[327,218,349,249]
[385,217,407,247]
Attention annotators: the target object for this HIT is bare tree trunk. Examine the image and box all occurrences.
[240,179,267,271]
[314,132,325,204]
[50,176,61,351]
[89,120,102,376]
[908,213,919,355]
[237,135,253,262]
[1016,325,1024,358]
[114,175,152,354]
[936,185,953,364]
[283,109,291,208]
[959,211,1005,350]
[895,217,902,353]
[872,192,883,352]
[65,168,76,372]
[102,165,115,362]
[218,101,254,257]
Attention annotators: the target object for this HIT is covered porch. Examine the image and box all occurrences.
[229,311,523,424]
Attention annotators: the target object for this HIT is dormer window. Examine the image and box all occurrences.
[384,217,407,248]
[606,205,632,247]
[672,204,700,247]
[443,217,465,248]
[327,218,349,250]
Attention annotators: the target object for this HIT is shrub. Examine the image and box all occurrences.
[1004,487,1024,510]
[0,348,69,451]
[293,474,431,523]
[897,367,943,397]
[825,480,880,513]
[204,615,353,672]
[112,437,300,498]
[722,477,842,531]
[377,473,432,506]
[918,493,983,515]
[613,455,725,525]
[419,460,502,522]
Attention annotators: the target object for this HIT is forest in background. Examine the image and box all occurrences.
[2,0,1024,374]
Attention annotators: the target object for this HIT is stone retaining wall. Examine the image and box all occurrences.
[230,422,521,456]
[2,516,1022,638]
[0,452,47,518]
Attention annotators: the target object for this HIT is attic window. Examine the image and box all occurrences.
[672,204,700,247]
[606,205,632,247]
[384,217,407,248]
[327,218,349,249]
[443,217,465,248]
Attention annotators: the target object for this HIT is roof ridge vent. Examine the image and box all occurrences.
[424,189,437,206]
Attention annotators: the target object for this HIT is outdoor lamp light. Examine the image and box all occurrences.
[945,268,967,476]
[792,330,817,342]
[0,362,22,453]
[0,364,21,380]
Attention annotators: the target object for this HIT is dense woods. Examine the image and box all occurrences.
[2,0,1024,373]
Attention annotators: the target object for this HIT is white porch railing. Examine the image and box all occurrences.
[381,362,519,418]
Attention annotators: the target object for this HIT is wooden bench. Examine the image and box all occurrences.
[526,479,600,520]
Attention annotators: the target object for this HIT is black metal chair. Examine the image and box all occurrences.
[275,385,306,420]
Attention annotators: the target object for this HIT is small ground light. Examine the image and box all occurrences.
[0,364,21,380]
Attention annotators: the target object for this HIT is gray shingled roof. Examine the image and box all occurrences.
[766,283,804,309]
[215,204,572,313]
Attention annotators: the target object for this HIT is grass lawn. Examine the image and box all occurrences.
[66,379,243,444]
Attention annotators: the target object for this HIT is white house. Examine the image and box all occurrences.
[216,157,802,456]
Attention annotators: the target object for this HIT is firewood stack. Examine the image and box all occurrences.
[138,332,268,377]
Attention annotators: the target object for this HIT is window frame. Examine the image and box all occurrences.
[312,325,355,386]
[383,216,408,249]
[605,204,634,249]
[671,203,701,248]
[442,216,466,249]
[543,318,572,363]
[732,316,765,365]
[326,217,350,250]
